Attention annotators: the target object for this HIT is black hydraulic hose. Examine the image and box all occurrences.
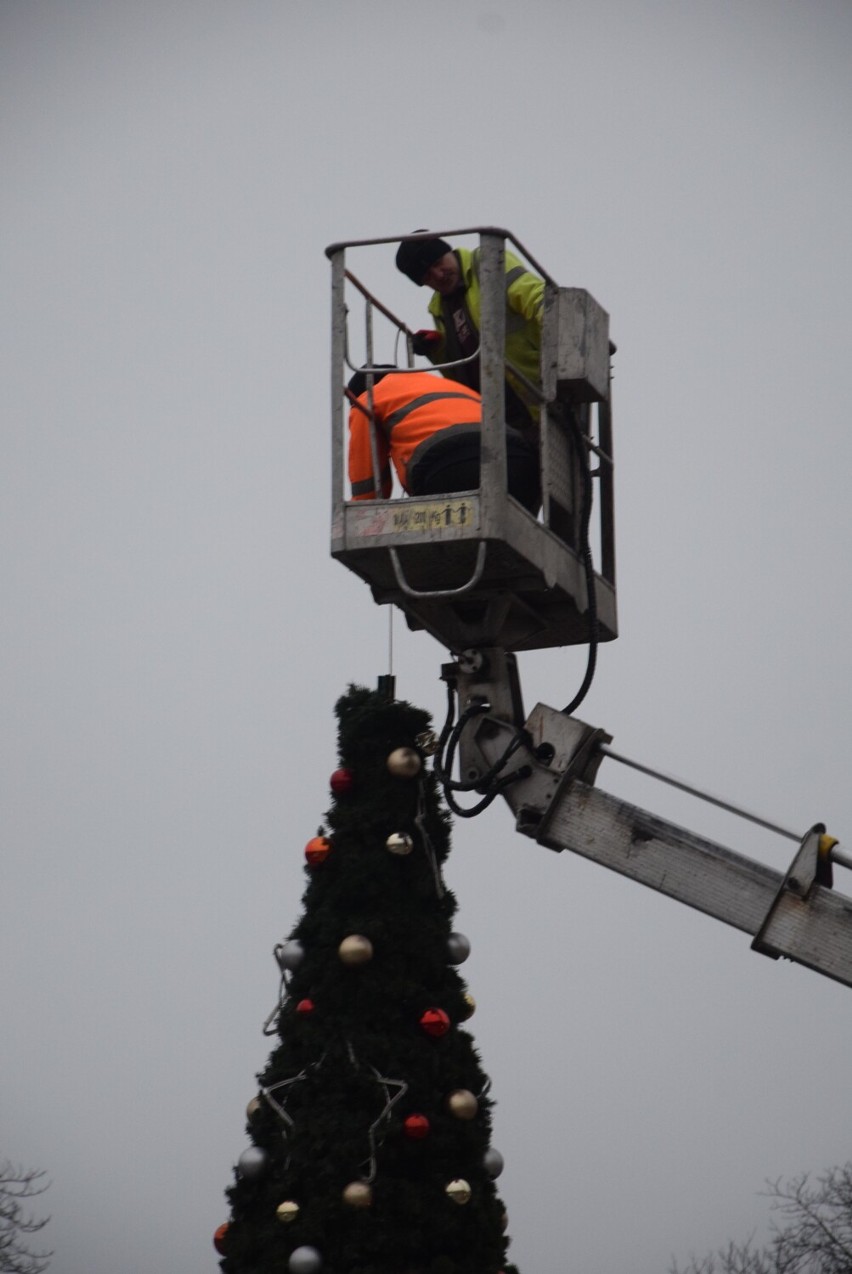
[437,711,527,795]
[436,679,458,766]
[562,406,599,716]
[434,701,490,793]
[443,767,531,818]
[433,681,530,815]
[433,402,602,812]
[436,701,527,794]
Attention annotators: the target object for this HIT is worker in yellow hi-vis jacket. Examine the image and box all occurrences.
[395,234,544,431]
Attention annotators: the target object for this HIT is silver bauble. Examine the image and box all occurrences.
[237,1146,268,1179]
[275,940,304,972]
[484,1147,505,1178]
[386,746,422,778]
[289,1246,323,1274]
[385,831,414,856]
[446,932,471,965]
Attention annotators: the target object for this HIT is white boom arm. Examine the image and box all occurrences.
[443,649,852,989]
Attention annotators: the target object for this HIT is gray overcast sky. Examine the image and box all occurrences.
[2,3,852,1273]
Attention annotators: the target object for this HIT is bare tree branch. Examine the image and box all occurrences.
[671,1164,852,1274]
[0,1163,52,1274]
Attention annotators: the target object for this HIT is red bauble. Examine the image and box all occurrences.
[419,1007,450,1037]
[330,767,354,796]
[403,1113,430,1140]
[213,1223,229,1255]
[304,835,331,866]
[296,998,315,1016]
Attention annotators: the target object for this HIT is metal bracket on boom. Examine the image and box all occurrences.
[441,648,852,990]
[440,648,612,829]
[751,827,839,960]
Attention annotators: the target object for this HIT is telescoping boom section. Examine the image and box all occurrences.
[440,648,852,991]
[326,227,617,654]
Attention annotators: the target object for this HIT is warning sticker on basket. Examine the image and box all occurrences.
[347,497,479,536]
[390,498,478,532]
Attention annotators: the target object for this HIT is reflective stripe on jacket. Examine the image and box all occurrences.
[348,371,481,500]
[425,246,544,419]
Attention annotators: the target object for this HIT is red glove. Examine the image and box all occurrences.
[411,329,442,355]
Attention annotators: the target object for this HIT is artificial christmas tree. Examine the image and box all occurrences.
[218,685,518,1274]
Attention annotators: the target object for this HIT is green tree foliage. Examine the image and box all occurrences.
[219,686,518,1274]
[0,1163,51,1274]
[671,1165,852,1274]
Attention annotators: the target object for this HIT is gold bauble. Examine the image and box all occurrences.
[276,1200,300,1224]
[445,1178,472,1205]
[246,1096,261,1120]
[342,1180,373,1208]
[386,747,422,778]
[385,832,414,856]
[460,992,476,1019]
[338,934,374,965]
[446,1089,479,1120]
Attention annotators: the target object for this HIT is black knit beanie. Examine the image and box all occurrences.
[395,235,452,285]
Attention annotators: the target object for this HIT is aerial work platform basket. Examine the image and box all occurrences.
[326,227,617,654]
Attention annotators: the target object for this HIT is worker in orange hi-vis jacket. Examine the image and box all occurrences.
[346,367,540,512]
